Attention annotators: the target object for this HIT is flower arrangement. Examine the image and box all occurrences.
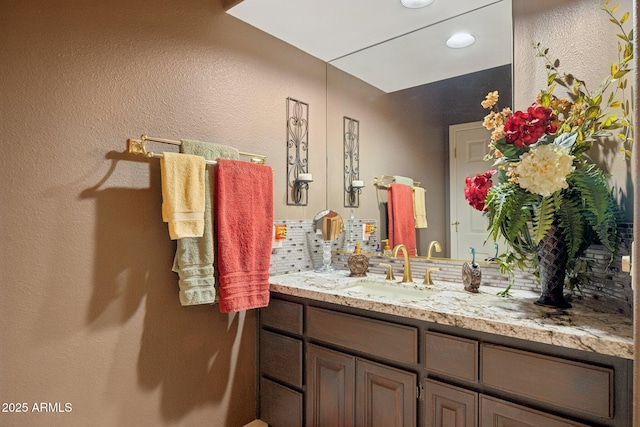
[465,2,633,299]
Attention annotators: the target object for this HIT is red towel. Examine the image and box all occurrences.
[215,159,274,313]
[387,183,417,255]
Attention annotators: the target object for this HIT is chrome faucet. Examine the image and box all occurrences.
[392,244,413,283]
[427,240,442,260]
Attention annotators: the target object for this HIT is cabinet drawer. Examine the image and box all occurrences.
[425,331,478,382]
[260,377,303,427]
[260,329,303,388]
[307,306,417,365]
[261,298,303,335]
[481,344,613,419]
[480,395,589,427]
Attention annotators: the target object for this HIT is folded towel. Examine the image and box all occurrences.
[387,183,417,255]
[172,140,240,306]
[393,175,414,186]
[215,158,274,313]
[413,186,428,229]
[160,152,206,240]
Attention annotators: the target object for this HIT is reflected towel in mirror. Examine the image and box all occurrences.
[413,186,428,229]
[387,183,417,255]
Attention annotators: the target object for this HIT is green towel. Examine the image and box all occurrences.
[393,175,414,186]
[172,139,240,306]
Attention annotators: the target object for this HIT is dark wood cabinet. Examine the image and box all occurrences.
[306,340,417,427]
[258,294,632,427]
[260,377,303,427]
[356,358,416,427]
[481,344,614,420]
[424,379,477,427]
[258,299,304,427]
[306,343,355,427]
[479,395,589,427]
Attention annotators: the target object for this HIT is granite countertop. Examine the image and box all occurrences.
[269,270,634,360]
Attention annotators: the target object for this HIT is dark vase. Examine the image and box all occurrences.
[535,222,572,309]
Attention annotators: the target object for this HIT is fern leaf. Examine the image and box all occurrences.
[531,196,555,244]
[556,195,586,260]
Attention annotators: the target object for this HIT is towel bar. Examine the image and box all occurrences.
[127,134,267,165]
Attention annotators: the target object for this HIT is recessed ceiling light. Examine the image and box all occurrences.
[446,33,476,48]
[401,0,434,9]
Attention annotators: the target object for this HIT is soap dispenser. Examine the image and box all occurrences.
[348,242,369,277]
[381,239,392,256]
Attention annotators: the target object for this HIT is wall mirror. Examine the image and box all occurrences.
[325,1,512,260]
[227,0,632,261]
[228,0,513,260]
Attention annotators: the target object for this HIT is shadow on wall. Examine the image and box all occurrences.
[79,152,255,425]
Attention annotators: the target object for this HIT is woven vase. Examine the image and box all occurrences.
[535,222,572,309]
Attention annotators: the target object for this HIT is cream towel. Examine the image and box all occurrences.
[160,152,206,240]
[413,186,428,229]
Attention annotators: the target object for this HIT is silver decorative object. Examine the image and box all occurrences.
[343,116,361,207]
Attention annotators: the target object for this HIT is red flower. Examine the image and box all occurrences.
[504,103,557,148]
[464,170,496,212]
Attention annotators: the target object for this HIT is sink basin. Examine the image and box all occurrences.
[339,279,439,300]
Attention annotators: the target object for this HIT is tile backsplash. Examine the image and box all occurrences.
[270,219,633,315]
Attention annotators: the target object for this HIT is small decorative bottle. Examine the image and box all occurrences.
[348,242,369,277]
[381,239,392,256]
[462,247,482,292]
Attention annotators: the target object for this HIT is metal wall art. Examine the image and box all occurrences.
[286,97,311,206]
[343,116,362,207]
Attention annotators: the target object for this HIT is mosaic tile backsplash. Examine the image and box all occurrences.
[270,219,633,315]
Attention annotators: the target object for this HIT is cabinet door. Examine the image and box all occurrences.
[479,395,589,427]
[306,343,355,427]
[424,379,477,427]
[356,358,417,427]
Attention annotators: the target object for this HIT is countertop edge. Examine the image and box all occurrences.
[269,272,634,360]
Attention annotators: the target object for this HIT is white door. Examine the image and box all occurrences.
[449,121,501,261]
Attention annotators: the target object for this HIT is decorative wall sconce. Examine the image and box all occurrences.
[343,116,362,207]
[286,97,311,206]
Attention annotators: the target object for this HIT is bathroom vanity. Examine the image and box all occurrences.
[258,272,633,427]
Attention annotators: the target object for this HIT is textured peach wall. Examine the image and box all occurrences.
[0,0,326,425]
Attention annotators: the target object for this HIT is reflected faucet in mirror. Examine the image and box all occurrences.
[427,240,442,260]
[392,244,413,283]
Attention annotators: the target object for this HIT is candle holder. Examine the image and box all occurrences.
[347,180,364,207]
[343,117,361,207]
[286,97,311,206]
[292,173,313,205]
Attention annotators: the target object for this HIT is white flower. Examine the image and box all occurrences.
[514,144,574,197]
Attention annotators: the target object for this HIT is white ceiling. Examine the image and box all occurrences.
[227,0,512,93]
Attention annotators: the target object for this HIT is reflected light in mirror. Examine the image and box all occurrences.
[401,0,435,8]
[446,33,476,48]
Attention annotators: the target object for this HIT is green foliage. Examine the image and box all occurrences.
[535,1,634,158]
[485,156,621,268]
